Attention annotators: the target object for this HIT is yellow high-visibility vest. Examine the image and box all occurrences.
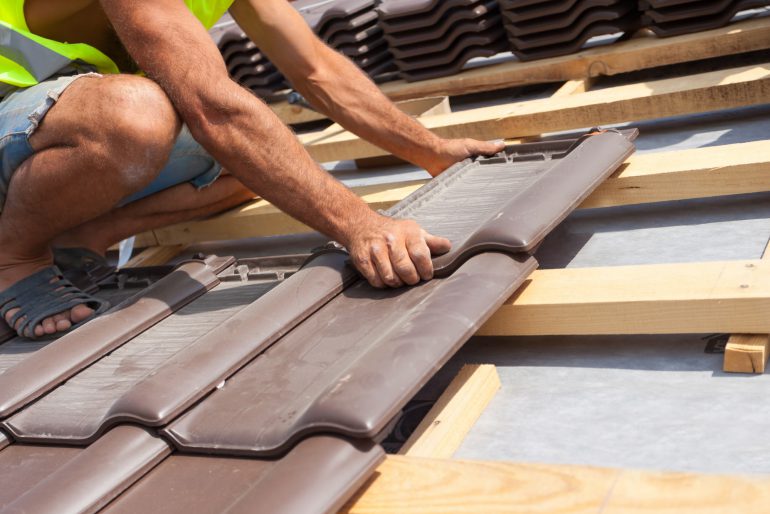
[0,0,234,95]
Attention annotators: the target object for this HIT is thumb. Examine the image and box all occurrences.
[423,231,452,255]
[466,138,505,157]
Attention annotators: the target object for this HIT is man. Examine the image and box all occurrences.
[0,0,503,339]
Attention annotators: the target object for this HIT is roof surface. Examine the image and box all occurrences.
[0,133,632,512]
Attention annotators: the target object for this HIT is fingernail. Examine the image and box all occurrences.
[493,139,505,145]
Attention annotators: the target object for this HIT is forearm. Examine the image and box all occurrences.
[101,2,376,246]
[294,48,446,172]
[190,82,377,246]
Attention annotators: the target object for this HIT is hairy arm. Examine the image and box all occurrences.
[230,0,503,176]
[100,0,449,287]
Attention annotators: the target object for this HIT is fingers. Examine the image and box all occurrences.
[465,138,505,156]
[406,233,434,281]
[348,217,453,288]
[424,231,452,255]
[371,241,403,288]
[351,249,384,289]
[387,233,421,286]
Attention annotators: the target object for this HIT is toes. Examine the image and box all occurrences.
[53,313,71,332]
[5,307,20,330]
[42,316,57,335]
[70,304,95,324]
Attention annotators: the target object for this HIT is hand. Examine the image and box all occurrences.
[424,138,506,177]
[345,214,452,288]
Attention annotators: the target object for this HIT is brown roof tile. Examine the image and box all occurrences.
[104,436,383,514]
[1,426,170,513]
[0,257,231,421]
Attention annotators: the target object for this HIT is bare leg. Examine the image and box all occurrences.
[53,176,255,255]
[0,74,181,337]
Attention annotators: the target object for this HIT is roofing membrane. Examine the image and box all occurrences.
[0,132,633,511]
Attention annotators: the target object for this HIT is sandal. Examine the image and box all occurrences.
[0,266,110,340]
[53,247,116,293]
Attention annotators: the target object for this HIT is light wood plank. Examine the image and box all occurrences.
[144,140,770,246]
[551,77,595,97]
[271,95,451,126]
[723,334,770,373]
[479,260,770,336]
[343,455,770,514]
[108,232,160,254]
[723,238,770,373]
[122,245,186,268]
[150,180,426,245]
[301,63,770,162]
[270,101,326,125]
[399,364,500,459]
[580,140,770,208]
[370,16,770,102]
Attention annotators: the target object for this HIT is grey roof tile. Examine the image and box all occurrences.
[645,0,770,36]
[504,0,632,37]
[389,14,504,60]
[381,0,492,37]
[394,29,507,72]
[499,0,602,22]
[378,0,486,32]
[506,3,638,50]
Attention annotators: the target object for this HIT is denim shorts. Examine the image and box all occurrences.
[0,73,222,214]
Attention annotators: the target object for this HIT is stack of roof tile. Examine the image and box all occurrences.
[0,132,636,512]
[209,14,289,101]
[376,0,509,82]
[641,0,770,37]
[296,0,398,82]
[500,0,641,61]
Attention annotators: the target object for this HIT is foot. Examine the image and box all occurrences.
[0,254,94,338]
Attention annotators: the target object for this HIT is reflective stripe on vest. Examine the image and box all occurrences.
[0,0,234,91]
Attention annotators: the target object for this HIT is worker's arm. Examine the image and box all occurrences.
[230,0,503,176]
[100,0,449,288]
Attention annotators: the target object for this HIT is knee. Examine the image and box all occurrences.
[90,76,182,189]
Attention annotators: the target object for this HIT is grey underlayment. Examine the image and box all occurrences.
[446,104,770,474]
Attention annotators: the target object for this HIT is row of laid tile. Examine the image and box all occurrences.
[0,131,636,511]
[0,255,380,513]
[0,130,634,450]
[0,427,383,514]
